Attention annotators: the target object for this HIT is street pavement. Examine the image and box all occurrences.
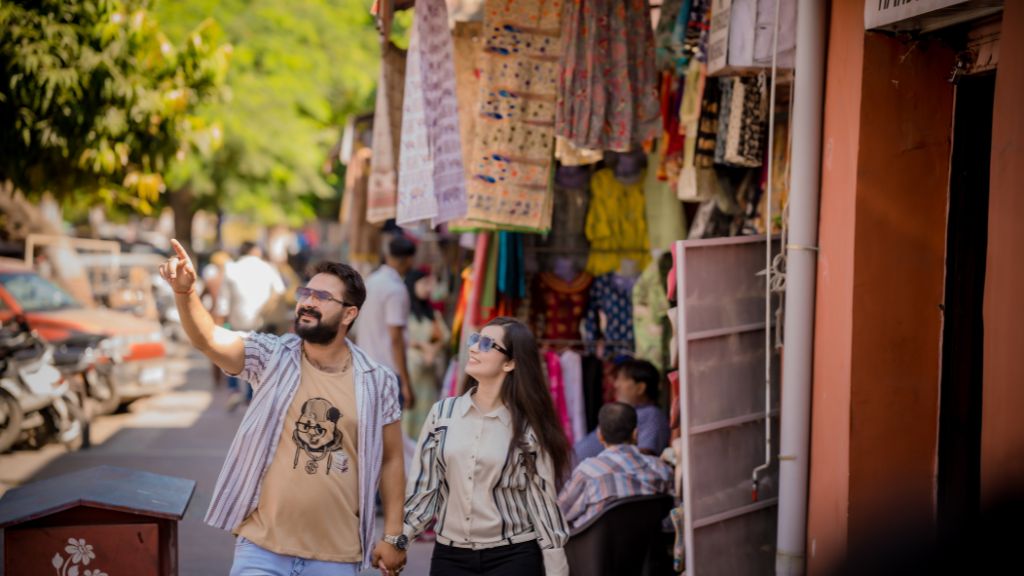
[0,346,433,575]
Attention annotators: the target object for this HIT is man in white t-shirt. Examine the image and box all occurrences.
[356,235,415,408]
[219,242,285,409]
[219,242,286,332]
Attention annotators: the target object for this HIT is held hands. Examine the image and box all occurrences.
[158,239,198,295]
[372,540,407,576]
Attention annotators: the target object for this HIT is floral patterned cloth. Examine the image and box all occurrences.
[556,0,662,152]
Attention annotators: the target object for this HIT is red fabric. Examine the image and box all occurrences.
[667,242,678,303]
[467,232,491,327]
[531,272,593,341]
[545,351,574,445]
[667,369,680,440]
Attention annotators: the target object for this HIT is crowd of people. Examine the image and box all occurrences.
[159,234,676,576]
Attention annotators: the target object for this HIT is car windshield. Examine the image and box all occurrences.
[0,272,82,312]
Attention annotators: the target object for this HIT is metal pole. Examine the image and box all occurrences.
[776,0,826,573]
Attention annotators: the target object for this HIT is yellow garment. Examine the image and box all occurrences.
[585,169,651,276]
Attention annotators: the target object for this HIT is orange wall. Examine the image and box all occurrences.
[806,0,862,570]
[808,0,954,571]
[848,30,952,539]
[982,3,1024,503]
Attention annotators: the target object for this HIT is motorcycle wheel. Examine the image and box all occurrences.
[57,393,84,452]
[0,391,22,453]
[87,369,121,415]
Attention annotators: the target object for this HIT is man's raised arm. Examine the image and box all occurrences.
[158,239,245,375]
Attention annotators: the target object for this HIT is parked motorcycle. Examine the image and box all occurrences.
[0,318,84,453]
[53,333,121,416]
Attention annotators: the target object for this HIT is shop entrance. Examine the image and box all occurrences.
[937,71,995,533]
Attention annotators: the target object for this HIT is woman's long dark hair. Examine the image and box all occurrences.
[405,269,434,321]
[464,317,571,485]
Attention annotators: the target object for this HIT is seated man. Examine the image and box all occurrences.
[574,358,670,464]
[559,402,674,531]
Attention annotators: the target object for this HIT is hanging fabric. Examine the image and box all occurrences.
[645,150,688,251]
[556,0,661,152]
[545,351,574,445]
[367,42,407,224]
[677,70,721,202]
[632,258,672,372]
[530,271,593,341]
[453,22,484,187]
[583,273,637,359]
[340,146,382,272]
[714,76,767,168]
[585,168,652,276]
[560,350,587,445]
[463,0,563,232]
[396,0,468,227]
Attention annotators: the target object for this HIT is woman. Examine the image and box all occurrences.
[404,269,450,438]
[404,317,572,576]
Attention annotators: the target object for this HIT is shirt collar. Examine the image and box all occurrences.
[460,391,511,425]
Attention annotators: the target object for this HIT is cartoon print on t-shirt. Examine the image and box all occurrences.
[292,397,349,475]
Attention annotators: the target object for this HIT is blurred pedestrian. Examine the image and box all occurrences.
[158,240,408,576]
[201,250,232,388]
[219,241,285,410]
[356,234,416,409]
[403,269,449,439]
[405,317,572,576]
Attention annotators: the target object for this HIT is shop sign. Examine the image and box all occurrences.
[865,0,970,29]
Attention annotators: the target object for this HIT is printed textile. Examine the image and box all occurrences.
[556,0,661,152]
[367,42,406,224]
[463,0,563,232]
[397,0,468,226]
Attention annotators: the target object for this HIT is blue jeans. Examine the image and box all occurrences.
[230,537,359,576]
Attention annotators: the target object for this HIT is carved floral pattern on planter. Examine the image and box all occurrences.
[50,538,108,576]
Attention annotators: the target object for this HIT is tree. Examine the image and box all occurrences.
[153,0,384,245]
[0,0,229,231]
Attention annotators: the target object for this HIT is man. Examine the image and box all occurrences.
[558,402,674,530]
[159,239,408,576]
[218,242,285,409]
[218,241,285,333]
[356,234,415,408]
[574,358,671,463]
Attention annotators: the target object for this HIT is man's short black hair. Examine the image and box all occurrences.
[309,261,366,309]
[239,241,259,256]
[598,402,638,445]
[388,234,416,259]
[618,358,661,402]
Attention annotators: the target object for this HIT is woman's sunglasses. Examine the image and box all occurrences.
[296,287,356,307]
[468,332,510,356]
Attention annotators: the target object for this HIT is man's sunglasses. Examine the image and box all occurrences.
[468,332,510,356]
[296,287,356,307]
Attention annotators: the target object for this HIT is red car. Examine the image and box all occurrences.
[0,259,168,404]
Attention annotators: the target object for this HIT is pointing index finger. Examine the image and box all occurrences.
[170,239,189,261]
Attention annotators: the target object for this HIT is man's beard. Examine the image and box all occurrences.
[294,308,341,345]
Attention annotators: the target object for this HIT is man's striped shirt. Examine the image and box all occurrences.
[557,443,674,530]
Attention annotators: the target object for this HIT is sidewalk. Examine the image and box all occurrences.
[0,348,432,575]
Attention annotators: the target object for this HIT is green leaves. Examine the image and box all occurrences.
[0,0,228,213]
[153,0,382,226]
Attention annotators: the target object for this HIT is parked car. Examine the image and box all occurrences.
[0,259,168,405]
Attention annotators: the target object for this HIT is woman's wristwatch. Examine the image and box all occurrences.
[383,533,409,551]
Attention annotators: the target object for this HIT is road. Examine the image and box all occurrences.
[0,346,433,575]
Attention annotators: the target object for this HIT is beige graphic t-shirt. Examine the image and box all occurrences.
[238,355,361,562]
